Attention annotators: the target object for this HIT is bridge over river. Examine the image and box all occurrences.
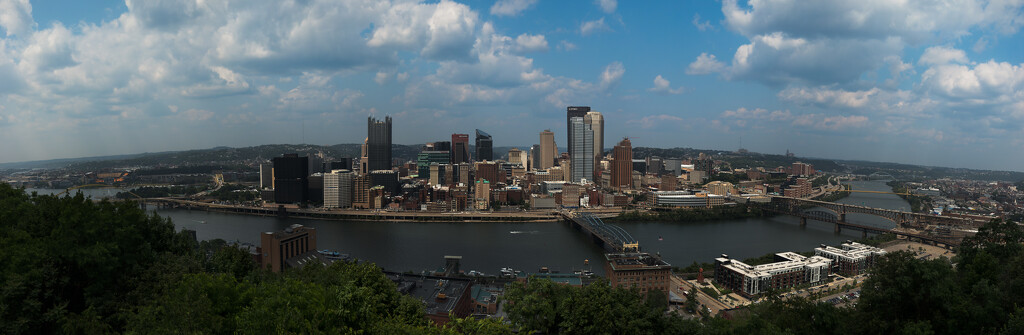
[560,211,640,252]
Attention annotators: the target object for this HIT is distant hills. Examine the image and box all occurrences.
[2,143,1022,182]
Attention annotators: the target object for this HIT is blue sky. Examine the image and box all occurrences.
[1,0,1023,171]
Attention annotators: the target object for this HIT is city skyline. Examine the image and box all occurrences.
[1,1,1023,171]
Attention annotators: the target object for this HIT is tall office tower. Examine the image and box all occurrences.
[529,144,540,171]
[566,106,590,156]
[451,133,470,164]
[611,138,633,190]
[417,149,450,178]
[475,161,501,184]
[359,139,369,174]
[366,116,392,171]
[329,158,352,171]
[569,116,594,183]
[584,111,604,180]
[432,141,451,152]
[259,162,273,189]
[353,175,370,209]
[308,153,324,176]
[324,169,354,209]
[458,163,471,186]
[272,153,309,204]
[475,129,493,162]
[539,130,556,170]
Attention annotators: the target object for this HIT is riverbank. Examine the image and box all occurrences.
[886,181,933,213]
[609,204,770,223]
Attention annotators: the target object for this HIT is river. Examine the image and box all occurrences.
[26,180,908,275]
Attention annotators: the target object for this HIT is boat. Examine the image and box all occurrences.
[658,235,663,241]
[500,267,515,277]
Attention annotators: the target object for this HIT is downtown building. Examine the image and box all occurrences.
[475,129,492,162]
[366,116,393,172]
[610,138,633,190]
[569,115,595,183]
[451,134,471,164]
[714,252,832,297]
[538,130,557,170]
[323,169,353,209]
[271,154,309,204]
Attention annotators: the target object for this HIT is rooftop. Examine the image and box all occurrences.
[384,272,471,316]
[605,252,671,271]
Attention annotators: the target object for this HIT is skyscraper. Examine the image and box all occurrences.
[539,130,556,170]
[367,116,392,171]
[569,116,594,183]
[508,148,527,166]
[451,134,470,164]
[272,153,309,204]
[529,144,540,171]
[611,138,633,190]
[566,106,590,156]
[585,111,604,180]
[475,129,492,162]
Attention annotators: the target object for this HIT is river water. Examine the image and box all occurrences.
[26,180,907,275]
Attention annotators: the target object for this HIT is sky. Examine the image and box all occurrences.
[0,0,1023,171]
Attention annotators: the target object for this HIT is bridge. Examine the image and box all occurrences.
[560,212,639,252]
[765,196,979,248]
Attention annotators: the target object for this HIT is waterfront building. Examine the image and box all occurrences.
[814,241,887,276]
[539,130,556,170]
[611,138,633,191]
[259,162,273,189]
[260,224,317,273]
[714,252,832,297]
[652,191,726,208]
[324,169,353,208]
[784,178,812,198]
[475,129,493,162]
[706,181,736,196]
[271,154,308,204]
[353,175,370,209]
[475,179,490,210]
[307,174,324,205]
[384,272,473,326]
[367,116,393,172]
[569,116,594,183]
[604,252,672,301]
[451,134,470,164]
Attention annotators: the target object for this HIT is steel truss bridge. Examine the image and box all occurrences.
[764,196,983,248]
[561,212,639,252]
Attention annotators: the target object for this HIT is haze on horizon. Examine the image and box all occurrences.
[0,0,1022,171]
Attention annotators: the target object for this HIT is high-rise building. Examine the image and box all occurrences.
[259,162,273,189]
[539,130,556,170]
[324,169,353,209]
[367,116,392,171]
[272,154,309,204]
[569,116,594,183]
[584,111,604,180]
[329,158,352,171]
[475,129,492,162]
[474,161,501,184]
[529,144,540,171]
[417,150,450,178]
[566,106,590,156]
[307,174,324,204]
[508,148,527,167]
[611,138,633,190]
[451,134,470,164]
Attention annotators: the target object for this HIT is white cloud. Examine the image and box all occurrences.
[779,87,880,108]
[686,53,725,75]
[0,0,33,36]
[375,71,390,85]
[648,75,684,95]
[580,18,609,36]
[600,61,625,90]
[692,13,712,31]
[921,60,1024,99]
[490,0,537,17]
[918,46,969,66]
[628,114,683,129]
[713,0,1024,86]
[558,40,577,51]
[721,107,793,121]
[514,34,548,53]
[596,0,617,14]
